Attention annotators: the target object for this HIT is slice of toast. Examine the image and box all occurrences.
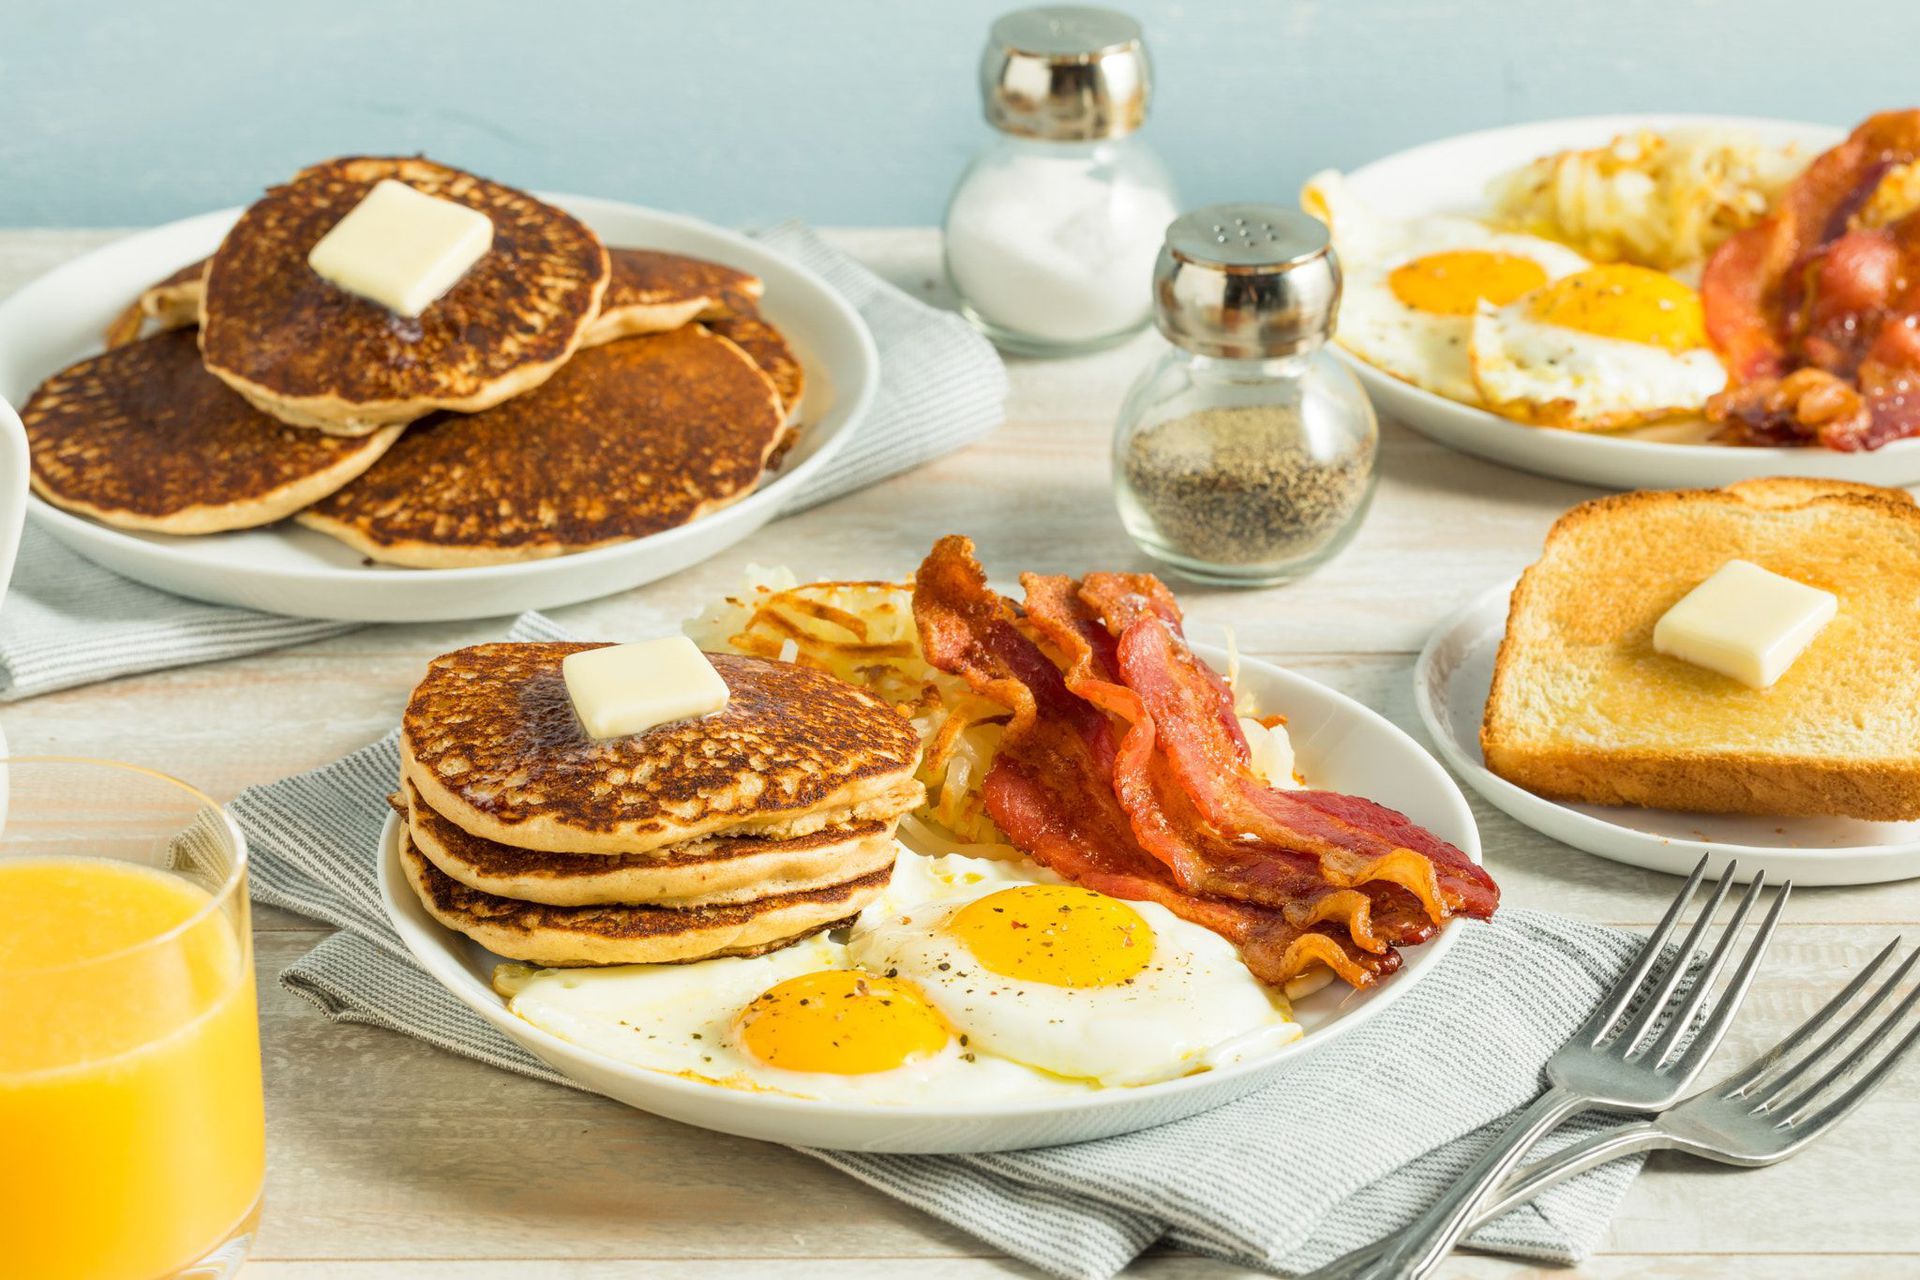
[1481,477,1920,820]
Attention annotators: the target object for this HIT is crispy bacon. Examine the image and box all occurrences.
[1704,111,1920,449]
[1075,573,1499,924]
[915,538,1396,987]
[913,536,1498,989]
[1024,571,1452,957]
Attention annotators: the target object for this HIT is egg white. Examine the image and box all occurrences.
[496,923,1088,1105]
[1303,170,1589,404]
[847,881,1299,1087]
[1468,300,1727,431]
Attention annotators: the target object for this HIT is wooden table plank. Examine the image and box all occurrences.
[3,229,1914,1277]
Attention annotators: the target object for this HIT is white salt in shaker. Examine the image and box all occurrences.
[943,6,1179,356]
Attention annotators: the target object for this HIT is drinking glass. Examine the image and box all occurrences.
[0,756,266,1279]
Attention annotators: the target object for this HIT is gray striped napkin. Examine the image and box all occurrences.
[0,225,1006,701]
[238,614,1650,1280]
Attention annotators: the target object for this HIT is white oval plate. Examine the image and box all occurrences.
[1415,579,1920,887]
[1337,113,1920,490]
[0,198,877,622]
[379,647,1484,1152]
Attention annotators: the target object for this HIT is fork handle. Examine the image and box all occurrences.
[1344,1085,1590,1280]
[1472,1118,1662,1222]
[1301,1119,1666,1280]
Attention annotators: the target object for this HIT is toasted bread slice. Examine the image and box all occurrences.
[1482,478,1920,820]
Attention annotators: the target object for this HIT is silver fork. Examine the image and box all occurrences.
[1315,934,1920,1278]
[1304,855,1790,1280]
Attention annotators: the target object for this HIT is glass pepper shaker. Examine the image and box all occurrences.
[942,6,1180,356]
[1113,204,1379,586]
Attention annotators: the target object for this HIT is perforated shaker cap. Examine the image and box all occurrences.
[1154,204,1342,358]
[981,6,1152,140]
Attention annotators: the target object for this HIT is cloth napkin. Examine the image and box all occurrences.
[239,610,1651,1279]
[0,223,1007,701]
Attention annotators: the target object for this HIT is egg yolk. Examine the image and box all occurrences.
[1388,250,1550,316]
[1522,264,1707,351]
[734,970,949,1075]
[948,884,1154,988]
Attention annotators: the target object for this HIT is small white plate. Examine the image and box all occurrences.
[0,199,877,622]
[1414,579,1920,887]
[1337,113,1920,490]
[380,647,1485,1152]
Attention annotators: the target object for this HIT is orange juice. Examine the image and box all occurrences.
[0,858,265,1280]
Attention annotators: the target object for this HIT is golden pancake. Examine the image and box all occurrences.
[703,292,804,417]
[200,156,608,435]
[582,248,764,347]
[401,643,924,855]
[296,326,784,566]
[103,258,206,348]
[23,330,402,534]
[399,831,885,966]
[400,779,899,908]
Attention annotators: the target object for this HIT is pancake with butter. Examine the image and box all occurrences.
[103,257,207,348]
[401,642,924,855]
[297,326,783,566]
[200,156,609,435]
[23,330,403,534]
[400,779,899,907]
[583,248,764,346]
[398,830,886,965]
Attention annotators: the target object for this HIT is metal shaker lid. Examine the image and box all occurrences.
[980,6,1151,141]
[1154,204,1342,359]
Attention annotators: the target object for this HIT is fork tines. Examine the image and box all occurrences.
[1585,856,1792,1075]
[1717,935,1920,1135]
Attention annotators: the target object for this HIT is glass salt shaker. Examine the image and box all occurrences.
[943,6,1179,356]
[1113,204,1378,587]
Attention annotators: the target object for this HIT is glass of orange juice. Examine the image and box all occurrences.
[0,755,266,1280]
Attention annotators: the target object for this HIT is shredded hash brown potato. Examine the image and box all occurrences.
[1486,129,1806,271]
[687,569,1019,852]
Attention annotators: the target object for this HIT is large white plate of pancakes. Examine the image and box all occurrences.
[1312,111,1920,489]
[0,155,877,622]
[379,537,1497,1152]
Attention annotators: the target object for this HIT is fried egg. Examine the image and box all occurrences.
[1467,264,1727,430]
[494,923,1086,1105]
[1302,170,1590,403]
[847,879,1299,1087]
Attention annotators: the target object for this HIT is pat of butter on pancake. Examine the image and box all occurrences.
[1652,559,1837,689]
[562,637,730,740]
[307,179,493,317]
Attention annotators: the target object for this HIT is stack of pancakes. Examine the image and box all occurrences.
[25,155,806,566]
[396,642,925,966]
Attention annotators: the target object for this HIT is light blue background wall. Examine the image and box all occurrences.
[4,0,1917,228]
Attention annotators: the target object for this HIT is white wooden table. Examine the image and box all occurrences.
[2,228,1913,1280]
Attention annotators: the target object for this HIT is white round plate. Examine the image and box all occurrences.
[0,199,878,622]
[379,647,1484,1152]
[1337,114,1920,490]
[1415,579,1920,887]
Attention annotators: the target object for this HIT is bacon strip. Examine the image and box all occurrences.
[1021,572,1418,956]
[915,538,1395,987]
[1078,576,1499,924]
[1704,110,1920,449]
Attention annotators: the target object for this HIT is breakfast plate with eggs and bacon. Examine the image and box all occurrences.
[1304,111,1920,489]
[379,537,1496,1152]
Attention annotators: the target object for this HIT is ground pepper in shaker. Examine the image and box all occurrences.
[1113,204,1378,586]
[942,6,1179,356]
